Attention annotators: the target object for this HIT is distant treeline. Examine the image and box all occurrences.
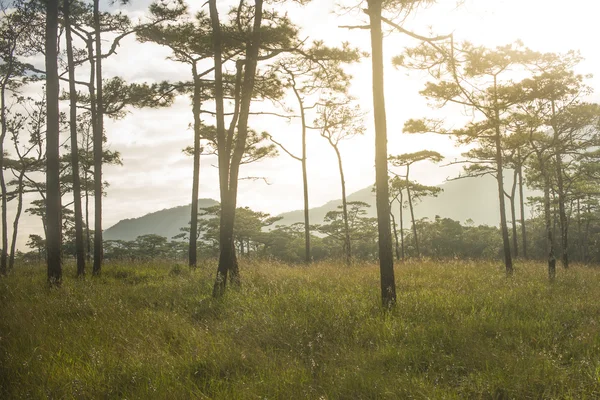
[18,200,600,265]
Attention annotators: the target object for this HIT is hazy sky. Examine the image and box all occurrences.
[7,0,600,250]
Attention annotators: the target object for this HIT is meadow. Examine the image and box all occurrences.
[1,259,600,399]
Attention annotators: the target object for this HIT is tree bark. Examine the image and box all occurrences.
[517,157,527,258]
[584,201,590,262]
[9,170,25,270]
[509,168,518,257]
[367,0,396,307]
[189,68,202,268]
[92,0,104,275]
[543,175,556,280]
[65,0,86,277]
[85,169,91,262]
[224,0,263,287]
[290,84,311,264]
[576,197,582,262]
[405,165,420,257]
[0,39,13,275]
[390,208,400,260]
[332,144,351,265]
[551,100,568,269]
[493,76,513,275]
[211,0,264,296]
[399,191,405,260]
[45,0,62,285]
[209,0,230,297]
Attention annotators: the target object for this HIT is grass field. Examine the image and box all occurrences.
[1,259,600,399]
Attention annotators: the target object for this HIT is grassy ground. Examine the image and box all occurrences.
[1,259,600,399]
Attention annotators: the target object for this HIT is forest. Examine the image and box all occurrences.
[2,0,600,398]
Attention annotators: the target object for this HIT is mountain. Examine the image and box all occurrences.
[103,176,536,241]
[103,198,218,241]
[277,174,536,228]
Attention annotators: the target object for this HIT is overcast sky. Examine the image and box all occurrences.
[6,0,600,250]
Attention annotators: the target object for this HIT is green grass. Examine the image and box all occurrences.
[2,259,600,399]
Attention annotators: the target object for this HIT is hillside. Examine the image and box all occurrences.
[103,176,536,241]
[277,174,536,228]
[103,198,218,241]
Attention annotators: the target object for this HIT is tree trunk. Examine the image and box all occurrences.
[189,69,202,268]
[65,0,86,277]
[211,0,264,296]
[399,192,405,260]
[209,0,230,297]
[552,191,558,245]
[0,44,12,275]
[289,83,311,264]
[85,172,91,262]
[543,175,556,280]
[9,170,25,270]
[405,165,420,257]
[517,156,527,258]
[0,119,7,275]
[390,208,400,260]
[555,160,568,268]
[293,86,311,264]
[576,197,582,262]
[332,144,351,265]
[92,0,104,275]
[367,0,396,307]
[551,101,568,269]
[45,0,62,285]
[584,201,590,262]
[224,0,263,287]
[509,168,518,258]
[493,77,513,275]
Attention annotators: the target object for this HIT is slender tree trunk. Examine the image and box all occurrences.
[209,0,230,297]
[85,173,91,262]
[390,207,400,260]
[45,0,62,285]
[399,192,405,260]
[367,0,396,307]
[189,69,202,268]
[584,201,590,262]
[0,50,12,275]
[332,144,351,265]
[518,159,527,258]
[224,0,263,287]
[495,153,513,274]
[9,171,25,270]
[92,0,104,275]
[576,197,582,262]
[543,175,556,281]
[65,0,86,277]
[0,129,7,275]
[291,85,311,264]
[509,168,518,257]
[84,133,92,263]
[493,77,513,275]
[405,166,420,257]
[552,191,558,244]
[555,162,568,268]
[551,101,568,268]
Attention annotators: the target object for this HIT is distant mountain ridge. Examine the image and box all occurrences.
[104,199,218,241]
[276,174,535,228]
[104,176,535,241]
